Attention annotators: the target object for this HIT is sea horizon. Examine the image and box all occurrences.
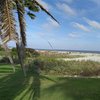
[36,48,100,54]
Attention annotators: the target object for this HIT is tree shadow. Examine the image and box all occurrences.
[18,69,41,100]
[19,66,56,100]
[42,77,100,100]
[0,70,28,100]
[0,64,56,100]
[1,63,100,100]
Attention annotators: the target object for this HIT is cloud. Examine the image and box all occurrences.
[68,33,80,38]
[60,0,73,4]
[56,3,76,16]
[42,18,60,31]
[36,0,51,10]
[84,18,100,29]
[91,0,100,6]
[73,22,90,32]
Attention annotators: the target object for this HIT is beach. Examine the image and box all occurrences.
[60,52,100,62]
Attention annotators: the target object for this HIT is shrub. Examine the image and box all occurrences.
[33,59,44,70]
[33,58,100,76]
[0,57,10,64]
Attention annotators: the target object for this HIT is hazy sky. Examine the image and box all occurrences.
[9,0,100,51]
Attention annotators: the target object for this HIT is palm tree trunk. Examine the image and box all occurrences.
[15,0,26,76]
[16,42,26,76]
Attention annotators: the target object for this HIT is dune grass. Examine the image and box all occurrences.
[0,64,100,100]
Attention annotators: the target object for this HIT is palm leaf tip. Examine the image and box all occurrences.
[34,0,59,24]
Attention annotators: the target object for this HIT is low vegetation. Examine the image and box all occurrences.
[0,49,100,77]
[1,48,100,99]
[31,58,100,76]
[39,51,84,59]
[0,64,100,100]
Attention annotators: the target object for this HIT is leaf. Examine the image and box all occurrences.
[34,0,59,24]
[27,12,36,19]
[0,0,18,44]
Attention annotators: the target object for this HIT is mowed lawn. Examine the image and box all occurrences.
[0,64,100,100]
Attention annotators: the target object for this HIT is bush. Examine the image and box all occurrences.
[0,57,10,64]
[33,58,100,76]
[33,59,44,70]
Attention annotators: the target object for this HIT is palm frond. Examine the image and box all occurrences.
[34,0,59,24]
[0,0,17,44]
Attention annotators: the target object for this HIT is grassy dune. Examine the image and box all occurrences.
[0,64,100,100]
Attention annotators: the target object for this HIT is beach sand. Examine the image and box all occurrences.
[60,52,100,62]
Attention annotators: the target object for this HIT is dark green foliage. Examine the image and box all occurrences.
[0,45,4,51]
[25,0,40,12]
[11,47,40,58]
[0,57,10,64]
[12,48,18,56]
[27,11,36,19]
[33,58,44,70]
[25,48,40,57]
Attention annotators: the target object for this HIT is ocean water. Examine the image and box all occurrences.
[36,49,100,54]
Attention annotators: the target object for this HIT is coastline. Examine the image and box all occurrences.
[58,52,100,62]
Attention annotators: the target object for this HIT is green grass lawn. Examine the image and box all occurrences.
[0,64,100,100]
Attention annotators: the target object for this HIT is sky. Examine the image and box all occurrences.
[9,0,100,51]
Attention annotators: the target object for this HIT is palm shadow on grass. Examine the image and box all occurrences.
[0,64,56,100]
[42,77,100,100]
[2,64,100,100]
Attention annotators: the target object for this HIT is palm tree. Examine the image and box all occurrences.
[0,0,59,76]
[0,0,18,72]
